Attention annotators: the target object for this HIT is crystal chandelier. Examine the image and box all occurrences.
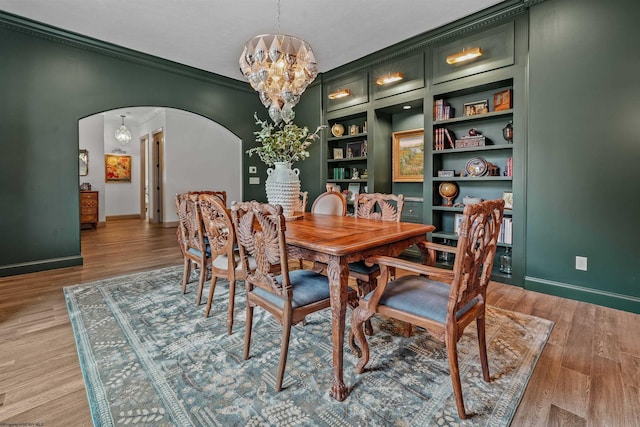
[239,2,318,124]
[115,114,132,145]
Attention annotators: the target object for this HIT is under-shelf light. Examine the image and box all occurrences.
[446,47,483,65]
[375,72,404,86]
[328,88,352,100]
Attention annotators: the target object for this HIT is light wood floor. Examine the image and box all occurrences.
[0,219,638,426]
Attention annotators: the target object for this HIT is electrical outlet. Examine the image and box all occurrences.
[575,256,588,271]
[249,177,260,185]
[249,166,257,174]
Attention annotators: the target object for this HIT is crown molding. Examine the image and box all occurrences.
[0,11,254,94]
[324,0,542,82]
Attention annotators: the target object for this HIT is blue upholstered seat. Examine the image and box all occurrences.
[348,260,379,275]
[364,275,478,324]
[252,269,331,309]
[187,245,211,258]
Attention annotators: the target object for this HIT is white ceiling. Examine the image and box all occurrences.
[0,0,505,82]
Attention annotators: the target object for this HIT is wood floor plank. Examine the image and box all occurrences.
[550,367,590,420]
[547,404,587,427]
[0,218,639,425]
[509,342,563,426]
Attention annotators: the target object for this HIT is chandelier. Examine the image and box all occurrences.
[114,115,132,145]
[239,3,318,124]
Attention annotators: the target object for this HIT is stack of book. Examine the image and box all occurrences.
[505,157,513,176]
[434,99,454,121]
[498,218,513,244]
[333,167,346,179]
[434,128,455,150]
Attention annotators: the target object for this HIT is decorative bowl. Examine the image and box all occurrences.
[331,123,345,137]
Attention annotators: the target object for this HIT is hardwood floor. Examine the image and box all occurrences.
[0,219,638,426]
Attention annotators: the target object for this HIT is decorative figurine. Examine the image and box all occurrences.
[502,120,513,143]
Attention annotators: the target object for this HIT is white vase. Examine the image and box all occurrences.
[265,162,300,218]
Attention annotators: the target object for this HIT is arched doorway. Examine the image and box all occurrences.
[78,107,243,228]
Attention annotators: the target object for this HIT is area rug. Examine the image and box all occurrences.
[64,266,553,427]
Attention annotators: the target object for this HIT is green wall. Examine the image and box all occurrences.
[2,0,639,313]
[0,15,264,275]
[526,0,640,311]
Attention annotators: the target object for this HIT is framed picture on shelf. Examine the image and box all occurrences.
[502,191,513,209]
[105,154,132,182]
[454,213,464,234]
[348,183,360,202]
[392,129,424,182]
[346,142,362,158]
[333,148,344,159]
[463,99,489,116]
[493,89,512,111]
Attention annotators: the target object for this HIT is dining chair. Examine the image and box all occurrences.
[310,190,347,216]
[349,199,505,419]
[232,200,353,391]
[197,194,255,334]
[349,192,405,335]
[175,192,212,305]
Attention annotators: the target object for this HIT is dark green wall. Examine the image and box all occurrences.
[526,0,640,311]
[0,16,263,275]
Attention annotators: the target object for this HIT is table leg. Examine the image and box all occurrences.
[326,255,349,401]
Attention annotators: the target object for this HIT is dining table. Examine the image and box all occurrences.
[284,212,435,401]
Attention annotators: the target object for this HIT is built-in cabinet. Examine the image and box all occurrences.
[429,78,516,283]
[321,19,524,285]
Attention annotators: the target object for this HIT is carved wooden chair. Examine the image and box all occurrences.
[349,199,505,419]
[232,200,353,391]
[349,192,405,334]
[175,192,212,305]
[197,194,255,334]
[310,190,347,216]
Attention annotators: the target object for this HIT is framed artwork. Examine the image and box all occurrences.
[463,99,489,116]
[493,89,512,111]
[347,142,363,158]
[79,149,89,176]
[392,129,424,182]
[502,191,513,209]
[105,154,132,182]
[333,148,344,159]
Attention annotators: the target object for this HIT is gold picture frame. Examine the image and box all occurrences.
[105,154,132,182]
[392,129,424,182]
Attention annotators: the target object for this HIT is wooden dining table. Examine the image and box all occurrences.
[284,212,435,401]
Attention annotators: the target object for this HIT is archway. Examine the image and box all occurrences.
[78,107,242,228]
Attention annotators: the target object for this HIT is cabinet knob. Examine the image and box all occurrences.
[409,209,414,213]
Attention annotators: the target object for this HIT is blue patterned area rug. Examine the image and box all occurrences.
[64,266,553,426]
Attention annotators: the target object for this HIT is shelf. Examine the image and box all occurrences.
[433,145,512,154]
[327,156,367,163]
[431,231,512,248]
[432,206,513,215]
[433,176,512,182]
[328,132,367,142]
[434,109,513,125]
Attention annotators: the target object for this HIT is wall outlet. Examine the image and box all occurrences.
[575,256,588,271]
[249,166,257,174]
[249,177,260,185]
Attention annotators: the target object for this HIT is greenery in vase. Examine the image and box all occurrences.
[247,113,325,167]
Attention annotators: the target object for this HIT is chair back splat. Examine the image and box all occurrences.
[349,199,505,420]
[198,193,248,334]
